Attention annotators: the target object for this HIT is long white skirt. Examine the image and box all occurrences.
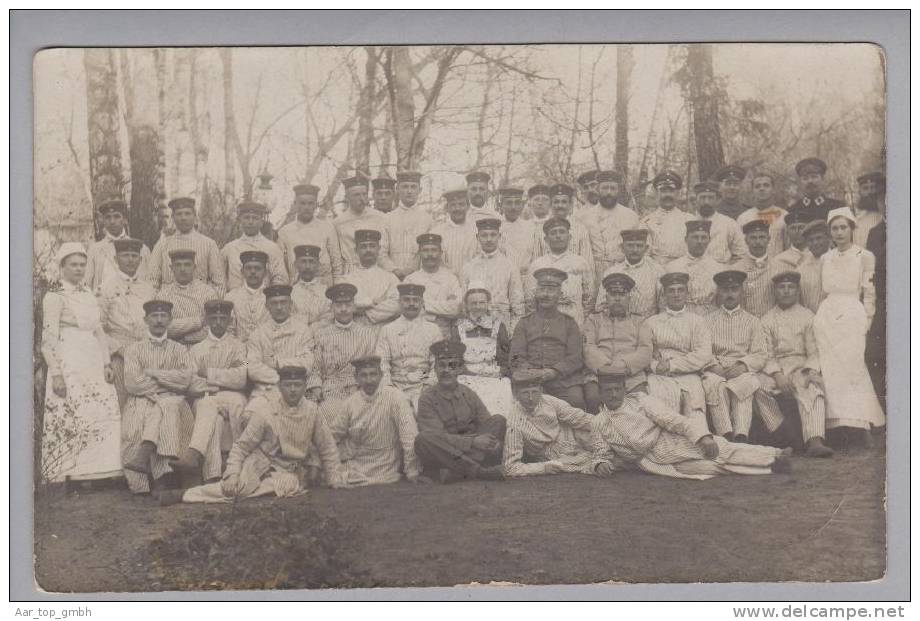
[41,328,122,482]
[813,294,885,430]
[458,375,513,418]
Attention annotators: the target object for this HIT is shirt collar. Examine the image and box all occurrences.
[61,280,88,293]
[241,232,264,242]
[148,330,168,344]
[721,305,743,316]
[334,320,354,330]
[104,230,128,242]
[665,306,686,317]
[207,329,228,342]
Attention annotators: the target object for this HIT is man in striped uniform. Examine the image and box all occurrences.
[341,229,401,329]
[644,272,712,430]
[525,217,595,326]
[121,300,197,495]
[466,170,497,220]
[769,210,812,274]
[461,217,526,330]
[713,164,751,221]
[170,300,249,485]
[404,233,463,339]
[148,197,225,294]
[640,170,693,265]
[220,201,287,291]
[224,250,270,343]
[587,170,640,277]
[759,271,833,457]
[246,284,316,395]
[85,199,151,291]
[325,355,421,486]
[583,273,653,394]
[540,183,596,284]
[799,220,830,312]
[335,175,395,275]
[693,181,747,264]
[666,220,721,315]
[733,220,775,317]
[414,340,507,483]
[376,283,443,410]
[157,249,219,346]
[290,245,332,327]
[372,176,396,214]
[701,270,784,442]
[385,170,433,279]
[525,184,553,225]
[737,172,788,258]
[590,370,792,480]
[595,229,663,318]
[496,186,540,277]
[502,369,597,477]
[430,187,479,277]
[277,184,343,286]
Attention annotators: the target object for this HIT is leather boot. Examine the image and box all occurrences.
[805,437,835,458]
[158,489,185,506]
[170,447,203,473]
[123,441,156,474]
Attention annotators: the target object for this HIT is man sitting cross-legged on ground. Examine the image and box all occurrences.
[502,369,597,477]
[159,366,346,505]
[324,355,421,486]
[590,368,792,480]
[414,340,507,483]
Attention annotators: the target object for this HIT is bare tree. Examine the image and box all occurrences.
[220,49,237,203]
[683,44,725,181]
[615,44,633,179]
[353,46,379,177]
[84,49,125,238]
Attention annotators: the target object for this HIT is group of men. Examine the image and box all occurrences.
[81,156,886,504]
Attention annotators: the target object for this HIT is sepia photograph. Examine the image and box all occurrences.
[27,31,896,596]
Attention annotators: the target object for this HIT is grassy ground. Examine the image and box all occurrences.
[34,444,886,593]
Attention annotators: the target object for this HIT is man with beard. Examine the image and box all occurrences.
[595,229,664,319]
[692,181,746,264]
[278,184,343,286]
[430,187,479,277]
[713,164,751,221]
[639,170,692,265]
[340,229,401,330]
[221,201,287,291]
[403,233,463,338]
[496,186,540,277]
[526,183,553,225]
[466,170,497,219]
[224,250,271,342]
[737,172,788,258]
[789,158,846,222]
[733,220,776,317]
[853,176,884,248]
[335,175,396,275]
[589,170,640,277]
[539,183,596,284]
[385,170,433,279]
[86,199,151,290]
[798,220,831,313]
[461,217,526,330]
[665,221,721,315]
[372,176,397,214]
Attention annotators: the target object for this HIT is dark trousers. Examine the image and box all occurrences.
[414,415,506,478]
[545,382,601,414]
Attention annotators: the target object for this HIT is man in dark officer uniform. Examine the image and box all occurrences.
[714,164,751,220]
[789,157,845,222]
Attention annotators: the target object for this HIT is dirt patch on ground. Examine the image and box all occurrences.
[34,446,886,593]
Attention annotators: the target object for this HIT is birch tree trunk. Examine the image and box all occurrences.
[385,47,416,171]
[354,46,378,177]
[220,48,237,203]
[615,44,633,180]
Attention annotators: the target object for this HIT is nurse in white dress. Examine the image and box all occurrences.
[41,242,122,483]
[813,208,885,447]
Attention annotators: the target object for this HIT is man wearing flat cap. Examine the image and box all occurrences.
[797,220,830,313]
[501,369,597,477]
[587,170,639,277]
[541,183,596,282]
[385,170,434,279]
[223,250,271,342]
[576,169,600,211]
[526,217,595,327]
[156,249,219,346]
[465,170,497,219]
[414,340,507,483]
[376,283,443,409]
[496,185,541,277]
[639,170,693,265]
[290,245,332,327]
[86,198,151,290]
[340,229,401,329]
[430,187,479,277]
[148,197,225,294]
[693,180,747,265]
[583,272,653,394]
[789,157,845,222]
[278,184,343,287]
[665,220,722,315]
[737,172,788,258]
[218,201,285,291]
[701,270,784,443]
[510,267,599,413]
[769,209,813,276]
[336,174,396,275]
[372,176,397,214]
[733,219,775,317]
[596,229,664,319]
[712,164,751,221]
[460,217,525,330]
[403,233,463,338]
[525,183,553,225]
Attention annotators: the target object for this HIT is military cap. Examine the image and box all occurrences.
[239,250,269,265]
[533,267,568,286]
[350,355,382,370]
[143,299,173,315]
[714,164,746,183]
[278,366,308,381]
[396,283,425,297]
[113,238,144,254]
[527,184,550,199]
[713,270,748,288]
[293,245,321,259]
[465,171,491,184]
[685,220,713,234]
[263,284,293,299]
[476,218,502,231]
[342,175,369,190]
[293,184,320,197]
[771,270,801,285]
[429,339,466,359]
[741,219,770,235]
[693,181,720,195]
[204,299,234,316]
[857,171,885,186]
[511,369,545,387]
[602,272,636,292]
[542,217,571,234]
[576,170,599,185]
[443,187,469,200]
[416,233,442,248]
[396,170,422,183]
[550,183,575,198]
[325,282,358,302]
[168,197,196,211]
[620,229,650,242]
[660,272,690,287]
[372,176,396,190]
[802,220,829,237]
[354,229,382,244]
[595,170,622,184]
[595,366,628,383]
[168,249,196,262]
[652,170,683,190]
[98,198,128,216]
[237,201,267,215]
[795,157,827,177]
[498,185,524,197]
[784,210,814,225]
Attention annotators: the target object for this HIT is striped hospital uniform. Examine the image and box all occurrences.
[312,320,380,403]
[461,250,526,329]
[502,395,596,477]
[738,206,788,258]
[526,250,595,326]
[732,254,775,317]
[666,254,721,315]
[702,212,747,264]
[583,311,653,391]
[224,285,270,343]
[498,217,541,276]
[537,218,597,284]
[96,270,156,355]
[403,268,463,338]
[645,308,712,422]
[639,207,692,265]
[277,218,343,286]
[341,265,401,326]
[596,257,664,319]
[586,203,640,277]
[121,336,196,494]
[220,233,288,291]
[246,315,316,390]
[429,219,479,278]
[148,230,225,293]
[385,206,432,274]
[157,279,219,346]
[797,252,826,313]
[85,232,151,291]
[769,245,806,273]
[335,210,395,274]
[291,278,332,327]
[324,385,420,486]
[376,315,442,408]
